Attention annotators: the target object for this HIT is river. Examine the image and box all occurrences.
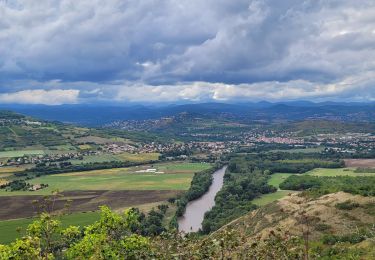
[178,166,227,233]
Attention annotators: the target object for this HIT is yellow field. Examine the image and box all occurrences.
[0,179,9,186]
[116,152,160,162]
[0,167,26,174]
[78,144,92,150]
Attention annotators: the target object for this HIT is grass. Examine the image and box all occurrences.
[252,190,291,206]
[0,167,26,174]
[70,152,161,164]
[69,154,120,164]
[0,211,100,244]
[0,162,211,195]
[0,173,193,195]
[305,168,375,177]
[78,144,92,150]
[155,162,211,173]
[251,173,295,206]
[115,152,160,162]
[270,147,325,153]
[0,150,45,158]
[268,173,294,189]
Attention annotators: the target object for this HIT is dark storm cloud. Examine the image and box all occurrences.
[0,0,374,104]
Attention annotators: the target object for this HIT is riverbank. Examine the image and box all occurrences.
[178,166,227,233]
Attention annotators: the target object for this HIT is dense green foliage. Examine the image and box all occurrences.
[1,206,373,259]
[200,153,346,233]
[0,207,150,259]
[0,180,30,191]
[227,152,344,174]
[280,175,375,197]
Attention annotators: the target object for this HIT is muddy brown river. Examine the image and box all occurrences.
[178,166,227,233]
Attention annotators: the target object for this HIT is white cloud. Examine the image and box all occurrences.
[0,0,374,103]
[115,73,375,102]
[0,89,80,105]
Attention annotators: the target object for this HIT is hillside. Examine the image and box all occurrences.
[2,102,375,126]
[204,192,375,258]
[215,192,375,240]
[0,110,163,151]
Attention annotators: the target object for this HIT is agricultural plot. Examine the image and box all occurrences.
[344,159,375,168]
[305,168,375,177]
[0,149,44,158]
[0,162,211,195]
[69,152,160,164]
[0,173,193,195]
[270,147,325,153]
[0,166,27,174]
[155,162,211,173]
[115,152,160,162]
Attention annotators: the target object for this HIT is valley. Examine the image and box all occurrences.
[0,107,374,258]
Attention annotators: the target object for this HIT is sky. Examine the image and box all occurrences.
[0,0,375,105]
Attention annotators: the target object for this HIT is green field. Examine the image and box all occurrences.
[115,152,160,162]
[0,162,211,195]
[305,168,375,177]
[267,173,294,189]
[0,211,100,244]
[270,147,325,153]
[155,162,211,172]
[0,150,45,158]
[70,152,160,164]
[251,173,294,206]
[252,190,291,206]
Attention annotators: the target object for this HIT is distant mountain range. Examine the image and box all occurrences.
[1,101,374,126]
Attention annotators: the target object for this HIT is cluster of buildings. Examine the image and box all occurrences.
[317,133,375,153]
[102,143,137,154]
[0,118,42,126]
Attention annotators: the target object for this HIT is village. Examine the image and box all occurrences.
[1,130,374,168]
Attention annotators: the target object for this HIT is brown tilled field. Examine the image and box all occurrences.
[344,159,375,168]
[0,190,181,220]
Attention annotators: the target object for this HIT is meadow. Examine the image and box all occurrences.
[267,173,294,189]
[0,162,211,196]
[0,149,45,158]
[250,173,294,206]
[305,168,375,177]
[269,147,325,153]
[252,190,291,206]
[69,152,160,164]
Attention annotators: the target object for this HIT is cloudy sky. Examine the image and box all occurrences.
[0,0,375,105]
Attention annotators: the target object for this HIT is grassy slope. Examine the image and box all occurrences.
[213,192,375,258]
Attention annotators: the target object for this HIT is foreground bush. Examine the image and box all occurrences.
[0,206,152,259]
